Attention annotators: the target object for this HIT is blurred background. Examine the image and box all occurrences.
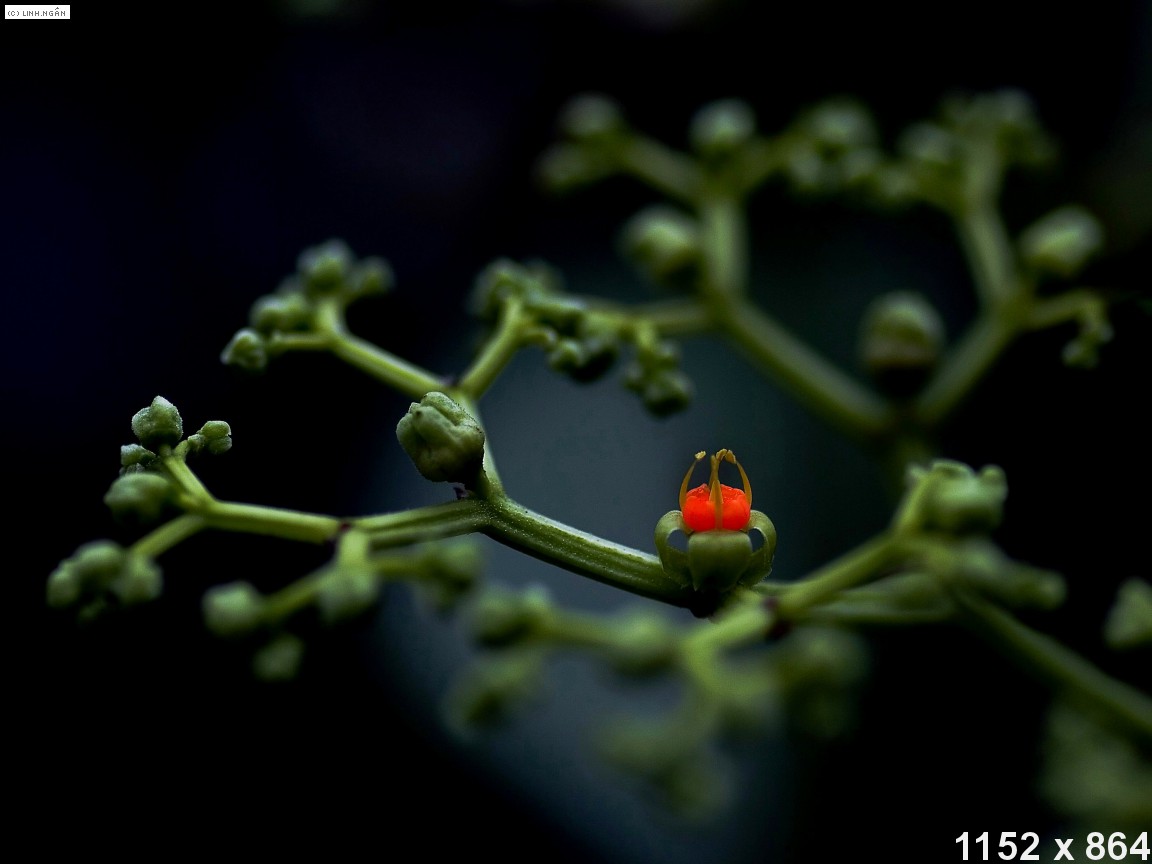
[5,1,1150,860]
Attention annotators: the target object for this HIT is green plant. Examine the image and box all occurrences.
[47,89,1151,842]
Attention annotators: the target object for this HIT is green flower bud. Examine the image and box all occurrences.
[608,610,677,676]
[620,206,701,282]
[471,586,552,647]
[250,293,312,334]
[297,239,353,295]
[899,122,959,172]
[221,328,268,372]
[112,555,163,606]
[103,472,173,524]
[252,633,305,682]
[859,291,945,398]
[801,99,877,153]
[186,420,232,456]
[557,93,626,144]
[316,566,380,625]
[416,541,481,610]
[350,257,394,297]
[1019,206,1105,280]
[396,392,486,485]
[535,144,602,194]
[47,541,163,612]
[119,444,157,474]
[446,652,542,731]
[628,369,694,417]
[690,99,756,158]
[131,396,183,449]
[546,334,618,383]
[203,581,267,638]
[896,460,1007,536]
[1104,578,1152,650]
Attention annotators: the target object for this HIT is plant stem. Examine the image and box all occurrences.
[951,587,1152,744]
[356,499,490,548]
[717,299,892,439]
[954,200,1019,311]
[330,333,444,398]
[913,311,1016,427]
[130,513,207,559]
[483,495,692,605]
[772,533,901,619]
[457,297,528,399]
[200,500,341,544]
[699,189,747,299]
[619,137,702,204]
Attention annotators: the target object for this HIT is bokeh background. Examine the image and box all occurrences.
[6,1,1151,860]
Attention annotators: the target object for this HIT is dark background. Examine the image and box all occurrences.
[5,1,1150,861]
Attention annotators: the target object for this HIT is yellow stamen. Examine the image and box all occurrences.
[679,451,707,510]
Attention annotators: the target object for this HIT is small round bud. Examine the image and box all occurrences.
[316,566,380,625]
[131,396,183,449]
[203,581,267,638]
[221,328,268,372]
[535,144,600,194]
[103,472,173,524]
[396,392,486,485]
[608,610,677,676]
[196,420,233,455]
[690,99,756,158]
[1019,206,1104,280]
[250,293,312,334]
[620,206,701,282]
[801,99,877,152]
[628,368,693,417]
[350,257,394,297]
[297,239,353,295]
[859,291,945,398]
[471,586,551,647]
[898,122,959,172]
[46,564,83,608]
[119,444,157,474]
[252,633,305,682]
[418,541,481,610]
[113,555,163,605]
[557,93,626,144]
[547,335,618,383]
[1104,578,1152,651]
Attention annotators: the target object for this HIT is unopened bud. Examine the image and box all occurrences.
[131,396,183,449]
[396,392,486,485]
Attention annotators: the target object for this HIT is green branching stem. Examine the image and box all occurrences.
[482,494,692,606]
[717,300,893,440]
[357,499,490,549]
[457,296,529,399]
[913,311,1018,427]
[130,513,207,559]
[313,297,443,398]
[951,586,1152,745]
[699,189,747,300]
[770,532,903,619]
[953,199,1021,311]
[619,137,702,204]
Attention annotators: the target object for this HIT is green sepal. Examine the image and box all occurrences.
[738,510,778,588]
[687,530,753,592]
[654,510,690,587]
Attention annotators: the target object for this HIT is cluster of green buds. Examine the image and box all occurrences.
[655,450,777,593]
[202,537,482,681]
[893,460,1065,610]
[47,540,162,619]
[535,93,630,194]
[103,397,231,525]
[472,258,694,415]
[1104,579,1152,651]
[620,205,701,290]
[221,239,393,372]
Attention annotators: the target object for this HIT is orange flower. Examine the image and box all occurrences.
[678,450,752,532]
